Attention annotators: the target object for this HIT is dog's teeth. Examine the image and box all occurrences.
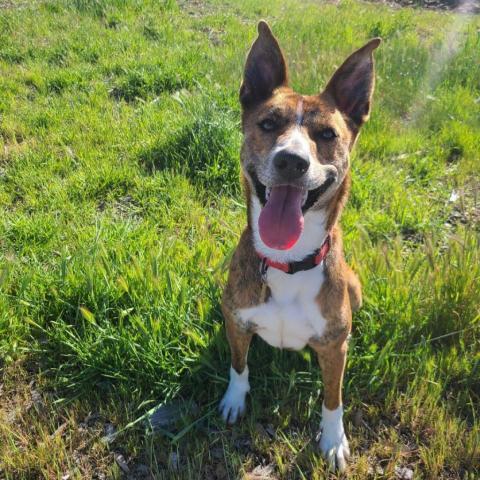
[302,190,308,206]
[266,187,271,200]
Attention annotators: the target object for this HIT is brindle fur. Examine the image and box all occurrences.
[223,21,378,412]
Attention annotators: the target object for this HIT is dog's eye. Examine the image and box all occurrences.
[258,118,277,132]
[317,128,337,141]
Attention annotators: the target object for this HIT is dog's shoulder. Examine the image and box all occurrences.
[222,227,264,313]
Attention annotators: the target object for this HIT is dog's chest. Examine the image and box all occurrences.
[238,264,327,350]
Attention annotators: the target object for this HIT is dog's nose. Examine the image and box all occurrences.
[273,151,310,180]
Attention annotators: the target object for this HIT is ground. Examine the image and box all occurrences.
[0,0,479,478]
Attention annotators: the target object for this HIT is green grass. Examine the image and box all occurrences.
[0,0,479,478]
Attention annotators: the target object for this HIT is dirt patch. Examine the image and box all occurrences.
[179,0,480,13]
[177,0,220,18]
[0,0,36,9]
[369,0,480,12]
[445,181,480,229]
[0,363,113,479]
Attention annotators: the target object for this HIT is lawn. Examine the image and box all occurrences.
[0,0,479,478]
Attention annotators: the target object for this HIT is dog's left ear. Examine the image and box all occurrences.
[240,21,288,107]
[324,38,381,127]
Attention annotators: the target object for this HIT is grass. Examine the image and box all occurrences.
[0,0,479,478]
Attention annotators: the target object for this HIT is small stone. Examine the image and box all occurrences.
[246,464,275,479]
[449,190,459,202]
[395,465,414,480]
[265,424,276,439]
[114,453,130,474]
[148,400,199,431]
[102,423,117,443]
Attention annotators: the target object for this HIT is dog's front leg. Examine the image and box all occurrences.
[312,338,350,471]
[219,310,253,424]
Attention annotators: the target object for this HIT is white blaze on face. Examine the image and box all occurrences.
[253,97,333,261]
[268,98,311,169]
[295,97,304,125]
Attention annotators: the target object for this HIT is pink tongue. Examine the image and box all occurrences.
[258,186,305,250]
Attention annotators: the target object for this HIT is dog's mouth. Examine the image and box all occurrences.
[249,169,335,251]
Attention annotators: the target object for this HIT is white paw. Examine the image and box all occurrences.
[317,403,350,472]
[219,366,250,424]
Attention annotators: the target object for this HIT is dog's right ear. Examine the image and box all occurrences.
[323,38,381,128]
[240,21,288,107]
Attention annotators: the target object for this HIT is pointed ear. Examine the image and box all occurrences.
[324,38,381,127]
[240,21,288,107]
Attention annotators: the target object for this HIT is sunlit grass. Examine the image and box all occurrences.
[0,0,479,478]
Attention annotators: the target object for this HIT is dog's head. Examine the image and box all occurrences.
[240,21,380,252]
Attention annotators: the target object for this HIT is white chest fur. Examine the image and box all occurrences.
[237,263,327,350]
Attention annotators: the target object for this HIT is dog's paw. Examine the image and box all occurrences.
[318,430,350,472]
[219,366,250,424]
[317,403,350,472]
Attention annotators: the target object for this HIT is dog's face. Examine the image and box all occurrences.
[240,22,379,251]
[242,91,351,210]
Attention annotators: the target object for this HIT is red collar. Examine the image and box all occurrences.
[257,233,331,277]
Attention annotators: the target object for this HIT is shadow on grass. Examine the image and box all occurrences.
[109,67,193,102]
[138,99,241,196]
[131,324,325,479]
[33,278,325,477]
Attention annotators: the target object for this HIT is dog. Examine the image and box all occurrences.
[219,21,380,472]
